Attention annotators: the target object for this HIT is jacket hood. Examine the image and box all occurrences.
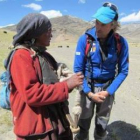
[85,27,97,39]
[85,26,115,43]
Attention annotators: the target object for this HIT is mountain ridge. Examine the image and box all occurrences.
[2,15,140,44]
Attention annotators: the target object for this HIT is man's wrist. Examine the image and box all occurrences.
[87,92,94,99]
[104,91,110,97]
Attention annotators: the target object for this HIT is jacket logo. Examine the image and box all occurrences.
[91,42,96,52]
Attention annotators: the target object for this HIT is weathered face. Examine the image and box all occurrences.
[95,20,113,39]
[35,28,52,47]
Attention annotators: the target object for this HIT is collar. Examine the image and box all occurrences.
[85,27,115,44]
[98,30,114,46]
[32,46,47,53]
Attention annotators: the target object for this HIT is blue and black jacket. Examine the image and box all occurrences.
[73,27,129,95]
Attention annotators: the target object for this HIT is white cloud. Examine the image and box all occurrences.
[78,0,86,4]
[120,11,140,23]
[120,12,126,17]
[40,10,62,19]
[0,24,15,28]
[0,0,6,1]
[64,9,68,12]
[132,9,137,12]
[22,3,42,11]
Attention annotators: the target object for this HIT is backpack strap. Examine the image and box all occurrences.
[85,35,94,58]
[16,46,42,82]
[6,46,42,83]
[84,35,95,92]
[33,56,42,83]
[5,45,35,69]
[114,33,122,58]
[4,50,16,71]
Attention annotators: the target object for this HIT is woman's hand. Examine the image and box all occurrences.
[66,72,84,91]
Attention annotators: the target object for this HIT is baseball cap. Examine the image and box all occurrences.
[93,2,118,24]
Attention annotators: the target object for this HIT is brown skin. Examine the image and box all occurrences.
[35,28,52,47]
[87,20,114,103]
[66,72,84,91]
[35,28,84,91]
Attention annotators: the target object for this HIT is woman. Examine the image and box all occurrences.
[10,13,83,140]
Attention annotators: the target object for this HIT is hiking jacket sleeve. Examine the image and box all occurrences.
[10,49,69,107]
[73,35,91,94]
[74,35,129,95]
[106,37,129,95]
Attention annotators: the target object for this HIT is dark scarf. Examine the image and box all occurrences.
[33,47,70,136]
[33,46,58,84]
[98,30,114,61]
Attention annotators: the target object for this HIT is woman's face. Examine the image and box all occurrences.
[35,28,52,47]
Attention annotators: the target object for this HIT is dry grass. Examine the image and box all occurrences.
[0,30,14,135]
[0,109,12,134]
[129,42,140,48]
[0,29,140,139]
[0,29,14,71]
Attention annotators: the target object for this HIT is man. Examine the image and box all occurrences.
[73,2,129,140]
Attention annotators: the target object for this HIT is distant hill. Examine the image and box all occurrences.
[118,23,140,43]
[50,15,92,44]
[3,25,16,32]
[2,15,140,44]
[2,15,92,45]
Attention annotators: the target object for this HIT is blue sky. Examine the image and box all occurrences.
[0,0,140,27]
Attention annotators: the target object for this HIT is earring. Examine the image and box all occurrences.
[31,38,36,45]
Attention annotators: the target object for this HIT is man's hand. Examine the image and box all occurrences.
[88,91,109,103]
[97,90,109,97]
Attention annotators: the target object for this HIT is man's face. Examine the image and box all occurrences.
[95,20,113,39]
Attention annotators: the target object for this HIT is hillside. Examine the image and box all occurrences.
[0,16,140,140]
[0,44,140,140]
[1,15,140,45]
[0,29,15,69]
[50,15,92,44]
[2,15,92,45]
[119,23,140,43]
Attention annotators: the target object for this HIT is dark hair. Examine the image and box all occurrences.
[112,20,120,32]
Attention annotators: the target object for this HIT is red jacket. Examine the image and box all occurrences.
[10,49,69,136]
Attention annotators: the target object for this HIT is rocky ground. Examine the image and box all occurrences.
[0,45,140,140]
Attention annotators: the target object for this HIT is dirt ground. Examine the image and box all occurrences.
[0,45,140,140]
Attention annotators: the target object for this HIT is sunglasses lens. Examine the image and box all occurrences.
[111,5,117,11]
[103,2,109,6]
[103,2,118,12]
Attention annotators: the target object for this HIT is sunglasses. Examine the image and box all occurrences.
[103,2,118,12]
